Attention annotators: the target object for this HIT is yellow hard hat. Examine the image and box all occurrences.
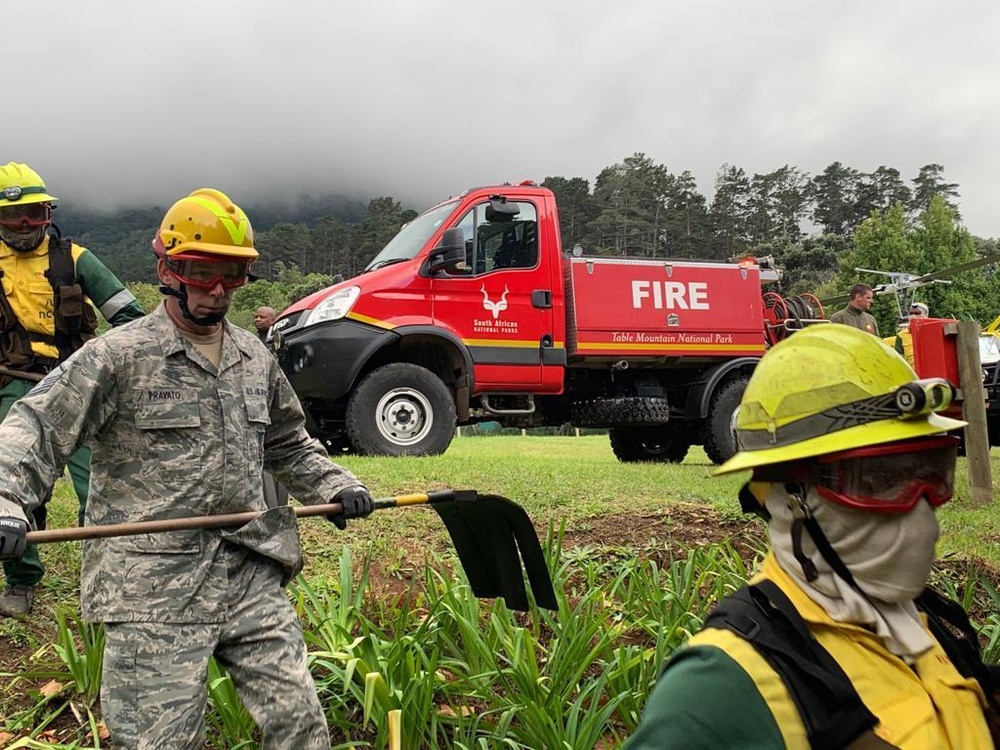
[152,188,258,261]
[715,324,966,475]
[0,163,57,206]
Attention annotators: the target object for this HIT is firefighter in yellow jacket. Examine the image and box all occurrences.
[0,163,145,616]
[884,301,929,367]
[625,325,995,749]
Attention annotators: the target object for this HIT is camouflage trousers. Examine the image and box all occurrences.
[100,554,328,749]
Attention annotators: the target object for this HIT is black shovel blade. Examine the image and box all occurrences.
[481,494,558,611]
[429,490,557,611]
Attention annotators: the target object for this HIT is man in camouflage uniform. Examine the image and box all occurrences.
[0,188,373,748]
[0,162,146,617]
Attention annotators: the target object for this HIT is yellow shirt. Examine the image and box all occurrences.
[686,555,992,749]
[884,328,915,367]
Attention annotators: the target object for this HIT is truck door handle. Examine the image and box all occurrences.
[531,290,552,309]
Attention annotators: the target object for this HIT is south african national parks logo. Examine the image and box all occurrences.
[480,285,509,320]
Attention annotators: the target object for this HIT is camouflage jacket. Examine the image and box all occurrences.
[0,303,362,623]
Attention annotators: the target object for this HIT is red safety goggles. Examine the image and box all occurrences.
[0,203,51,230]
[811,435,958,514]
[166,257,251,290]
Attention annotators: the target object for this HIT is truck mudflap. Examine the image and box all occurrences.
[274,319,400,402]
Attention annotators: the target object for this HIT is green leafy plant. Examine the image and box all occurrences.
[53,608,104,708]
[204,658,258,749]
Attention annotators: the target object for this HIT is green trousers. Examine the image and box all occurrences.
[1,376,90,587]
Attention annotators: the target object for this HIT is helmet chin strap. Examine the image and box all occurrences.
[785,482,871,604]
[159,283,225,326]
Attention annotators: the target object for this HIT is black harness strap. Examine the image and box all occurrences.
[44,235,83,360]
[705,580,886,749]
[0,235,93,374]
[916,587,1000,732]
[706,579,1000,748]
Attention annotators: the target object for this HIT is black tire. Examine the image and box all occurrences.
[702,376,750,466]
[988,419,1000,448]
[345,363,456,456]
[610,424,692,463]
[571,397,672,428]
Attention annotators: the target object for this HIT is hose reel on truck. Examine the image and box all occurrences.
[762,292,826,346]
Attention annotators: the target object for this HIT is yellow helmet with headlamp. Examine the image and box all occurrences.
[0,162,58,252]
[716,324,965,477]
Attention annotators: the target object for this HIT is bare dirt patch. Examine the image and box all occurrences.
[357,504,766,604]
[559,504,764,553]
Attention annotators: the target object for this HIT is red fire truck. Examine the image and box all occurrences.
[270,181,781,464]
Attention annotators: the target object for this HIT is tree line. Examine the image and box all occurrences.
[546,156,961,259]
[55,155,998,336]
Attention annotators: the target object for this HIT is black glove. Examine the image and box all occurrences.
[328,485,375,530]
[0,516,28,559]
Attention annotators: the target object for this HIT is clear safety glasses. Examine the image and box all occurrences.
[812,435,958,514]
[167,258,251,290]
[0,203,50,229]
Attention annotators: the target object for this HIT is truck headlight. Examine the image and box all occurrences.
[302,286,360,327]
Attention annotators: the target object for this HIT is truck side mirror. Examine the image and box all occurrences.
[427,227,467,274]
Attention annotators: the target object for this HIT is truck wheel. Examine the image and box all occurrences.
[571,397,672,427]
[703,376,749,465]
[346,363,456,456]
[610,425,691,463]
[989,420,1000,448]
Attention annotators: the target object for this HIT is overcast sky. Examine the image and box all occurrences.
[10,1,1000,236]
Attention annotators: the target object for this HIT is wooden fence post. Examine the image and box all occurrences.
[955,321,992,506]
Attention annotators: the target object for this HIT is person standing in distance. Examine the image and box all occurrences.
[0,188,374,747]
[253,306,277,342]
[829,283,880,336]
[885,301,930,366]
[0,162,145,617]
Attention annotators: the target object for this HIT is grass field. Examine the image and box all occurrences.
[1,434,999,747]
[334,433,1000,570]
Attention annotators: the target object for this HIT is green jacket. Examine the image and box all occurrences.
[829,304,880,337]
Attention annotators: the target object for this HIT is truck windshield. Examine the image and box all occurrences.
[365,200,459,271]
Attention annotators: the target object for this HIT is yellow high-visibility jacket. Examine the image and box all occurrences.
[625,554,992,749]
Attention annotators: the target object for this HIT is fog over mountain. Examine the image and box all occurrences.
[10,0,1000,236]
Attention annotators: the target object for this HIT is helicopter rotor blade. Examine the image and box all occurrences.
[822,252,1000,308]
[900,252,1000,285]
